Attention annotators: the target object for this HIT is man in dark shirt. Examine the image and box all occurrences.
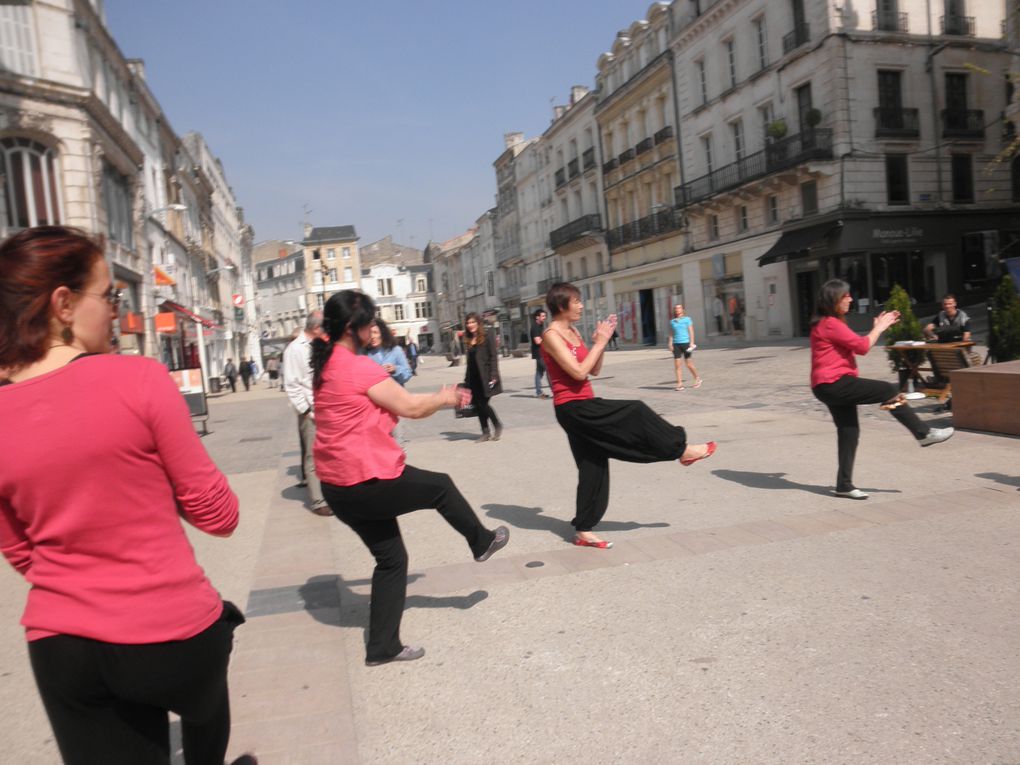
[924,294,972,343]
[530,308,550,398]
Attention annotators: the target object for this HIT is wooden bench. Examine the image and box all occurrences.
[918,346,977,402]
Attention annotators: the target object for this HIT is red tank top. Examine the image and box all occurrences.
[541,329,595,405]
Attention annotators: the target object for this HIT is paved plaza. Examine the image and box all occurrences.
[1,341,1018,764]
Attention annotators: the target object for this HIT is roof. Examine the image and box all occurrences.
[303,226,358,244]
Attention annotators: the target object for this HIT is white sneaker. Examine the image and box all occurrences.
[918,427,954,447]
[833,488,869,500]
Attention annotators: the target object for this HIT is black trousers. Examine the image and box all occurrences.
[321,466,495,662]
[467,379,501,433]
[812,374,929,492]
[555,398,687,531]
[27,602,244,765]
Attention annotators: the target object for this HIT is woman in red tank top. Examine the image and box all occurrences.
[540,282,717,549]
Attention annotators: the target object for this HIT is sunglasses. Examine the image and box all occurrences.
[76,286,123,309]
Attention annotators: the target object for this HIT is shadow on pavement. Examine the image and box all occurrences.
[711,469,902,496]
[439,431,481,441]
[975,472,1020,490]
[482,503,669,542]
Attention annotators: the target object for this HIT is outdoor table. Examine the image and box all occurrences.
[888,341,974,392]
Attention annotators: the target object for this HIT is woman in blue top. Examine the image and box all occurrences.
[365,320,413,386]
[670,304,702,391]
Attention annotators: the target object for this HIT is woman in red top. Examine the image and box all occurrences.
[540,283,716,549]
[311,291,509,666]
[810,279,953,500]
[0,227,249,764]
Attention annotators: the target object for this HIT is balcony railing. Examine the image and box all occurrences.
[618,148,636,165]
[568,158,580,179]
[498,283,521,301]
[607,208,682,250]
[941,109,984,138]
[582,147,596,170]
[635,137,654,155]
[654,125,674,144]
[872,10,908,32]
[550,213,603,250]
[874,107,920,137]
[554,168,567,188]
[782,22,810,54]
[602,158,618,174]
[674,128,834,209]
[536,277,558,297]
[940,15,974,36]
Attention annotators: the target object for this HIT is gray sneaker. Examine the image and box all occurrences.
[365,645,425,667]
[918,427,954,447]
[475,525,510,562]
[833,488,869,500]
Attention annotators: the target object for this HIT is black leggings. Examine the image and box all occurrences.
[27,602,244,765]
[555,398,687,531]
[812,375,929,492]
[322,466,495,662]
[467,380,501,433]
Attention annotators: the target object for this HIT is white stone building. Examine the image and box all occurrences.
[361,261,438,351]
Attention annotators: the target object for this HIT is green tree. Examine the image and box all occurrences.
[883,283,923,372]
[989,275,1020,362]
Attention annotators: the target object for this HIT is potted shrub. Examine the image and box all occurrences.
[989,274,1020,362]
[882,283,924,383]
[805,107,823,128]
[766,118,788,140]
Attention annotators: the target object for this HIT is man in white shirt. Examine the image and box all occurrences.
[284,311,330,516]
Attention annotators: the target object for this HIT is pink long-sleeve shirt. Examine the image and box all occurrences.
[810,316,872,387]
[0,355,238,643]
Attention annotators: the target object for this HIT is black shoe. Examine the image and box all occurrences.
[365,645,425,666]
[475,525,510,562]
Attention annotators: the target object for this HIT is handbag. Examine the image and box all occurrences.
[454,383,478,418]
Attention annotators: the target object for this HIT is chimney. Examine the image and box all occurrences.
[570,85,589,105]
[503,132,524,149]
[552,105,567,121]
[303,223,313,240]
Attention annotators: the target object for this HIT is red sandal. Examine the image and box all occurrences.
[574,537,613,549]
[680,441,717,466]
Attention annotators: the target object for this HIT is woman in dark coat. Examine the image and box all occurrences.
[463,313,503,441]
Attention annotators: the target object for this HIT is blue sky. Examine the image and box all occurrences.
[104,0,651,248]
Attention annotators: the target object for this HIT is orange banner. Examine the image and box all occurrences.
[154,265,175,286]
[154,312,178,334]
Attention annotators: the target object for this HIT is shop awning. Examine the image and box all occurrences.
[154,265,176,286]
[758,222,843,266]
[160,300,220,329]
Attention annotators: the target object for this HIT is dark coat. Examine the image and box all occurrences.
[464,332,502,398]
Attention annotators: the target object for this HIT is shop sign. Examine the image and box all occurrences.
[871,226,923,244]
[154,313,178,334]
[119,311,144,334]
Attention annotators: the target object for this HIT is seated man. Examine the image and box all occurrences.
[923,293,981,366]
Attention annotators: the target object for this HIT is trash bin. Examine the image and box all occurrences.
[208,376,222,393]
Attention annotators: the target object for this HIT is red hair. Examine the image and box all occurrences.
[0,226,105,370]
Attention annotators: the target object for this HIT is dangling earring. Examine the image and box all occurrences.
[61,325,74,345]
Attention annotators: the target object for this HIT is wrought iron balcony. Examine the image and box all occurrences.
[941,109,984,138]
[674,128,833,209]
[874,107,920,137]
[940,15,974,36]
[782,22,810,54]
[618,148,636,165]
[872,10,908,32]
[654,125,674,144]
[606,208,682,250]
[536,277,558,297]
[550,213,603,250]
[602,157,618,174]
[582,147,596,170]
[555,168,567,188]
[498,283,521,301]
[568,158,580,179]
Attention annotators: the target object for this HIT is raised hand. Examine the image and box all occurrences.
[593,314,618,344]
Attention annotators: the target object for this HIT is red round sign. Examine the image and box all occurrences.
[232,294,244,307]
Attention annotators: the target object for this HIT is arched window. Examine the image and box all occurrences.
[1,137,63,230]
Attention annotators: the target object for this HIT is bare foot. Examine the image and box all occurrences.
[679,441,717,466]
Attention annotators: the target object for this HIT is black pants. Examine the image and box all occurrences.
[555,398,687,531]
[467,379,500,434]
[240,374,251,391]
[321,466,495,662]
[225,376,236,393]
[27,602,244,765]
[812,375,929,492]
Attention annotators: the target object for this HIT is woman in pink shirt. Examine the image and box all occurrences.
[0,228,249,764]
[540,282,716,549]
[310,291,509,666]
[810,279,953,500]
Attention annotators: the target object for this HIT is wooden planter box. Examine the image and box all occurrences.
[950,360,1020,436]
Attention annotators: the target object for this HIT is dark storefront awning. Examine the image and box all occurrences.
[160,300,221,329]
[758,222,843,266]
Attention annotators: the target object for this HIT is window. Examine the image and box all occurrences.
[737,205,749,232]
[328,268,337,283]
[885,154,910,204]
[581,257,589,279]
[327,248,335,259]
[758,102,775,141]
[567,261,575,280]
[316,294,324,308]
[795,83,813,132]
[766,195,779,224]
[487,271,495,296]
[725,39,737,89]
[312,248,321,261]
[708,214,719,240]
[951,154,973,202]
[377,278,393,295]
[753,16,768,71]
[701,134,714,174]
[695,59,708,105]
[313,269,323,286]
[800,180,818,215]
[0,5,38,77]
[394,304,405,321]
[342,247,350,259]
[102,162,133,248]
[342,267,352,282]
[731,120,745,163]
[0,138,62,230]
[877,70,904,130]
[414,301,433,319]
[415,276,427,292]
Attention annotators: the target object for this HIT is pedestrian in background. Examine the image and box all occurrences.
[223,357,237,393]
[541,282,717,549]
[311,290,509,666]
[810,278,954,500]
[0,226,248,765]
[365,320,412,386]
[239,357,253,391]
[463,312,503,441]
[530,308,550,398]
[266,355,280,388]
[669,304,702,391]
[404,333,419,375]
[284,312,331,516]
